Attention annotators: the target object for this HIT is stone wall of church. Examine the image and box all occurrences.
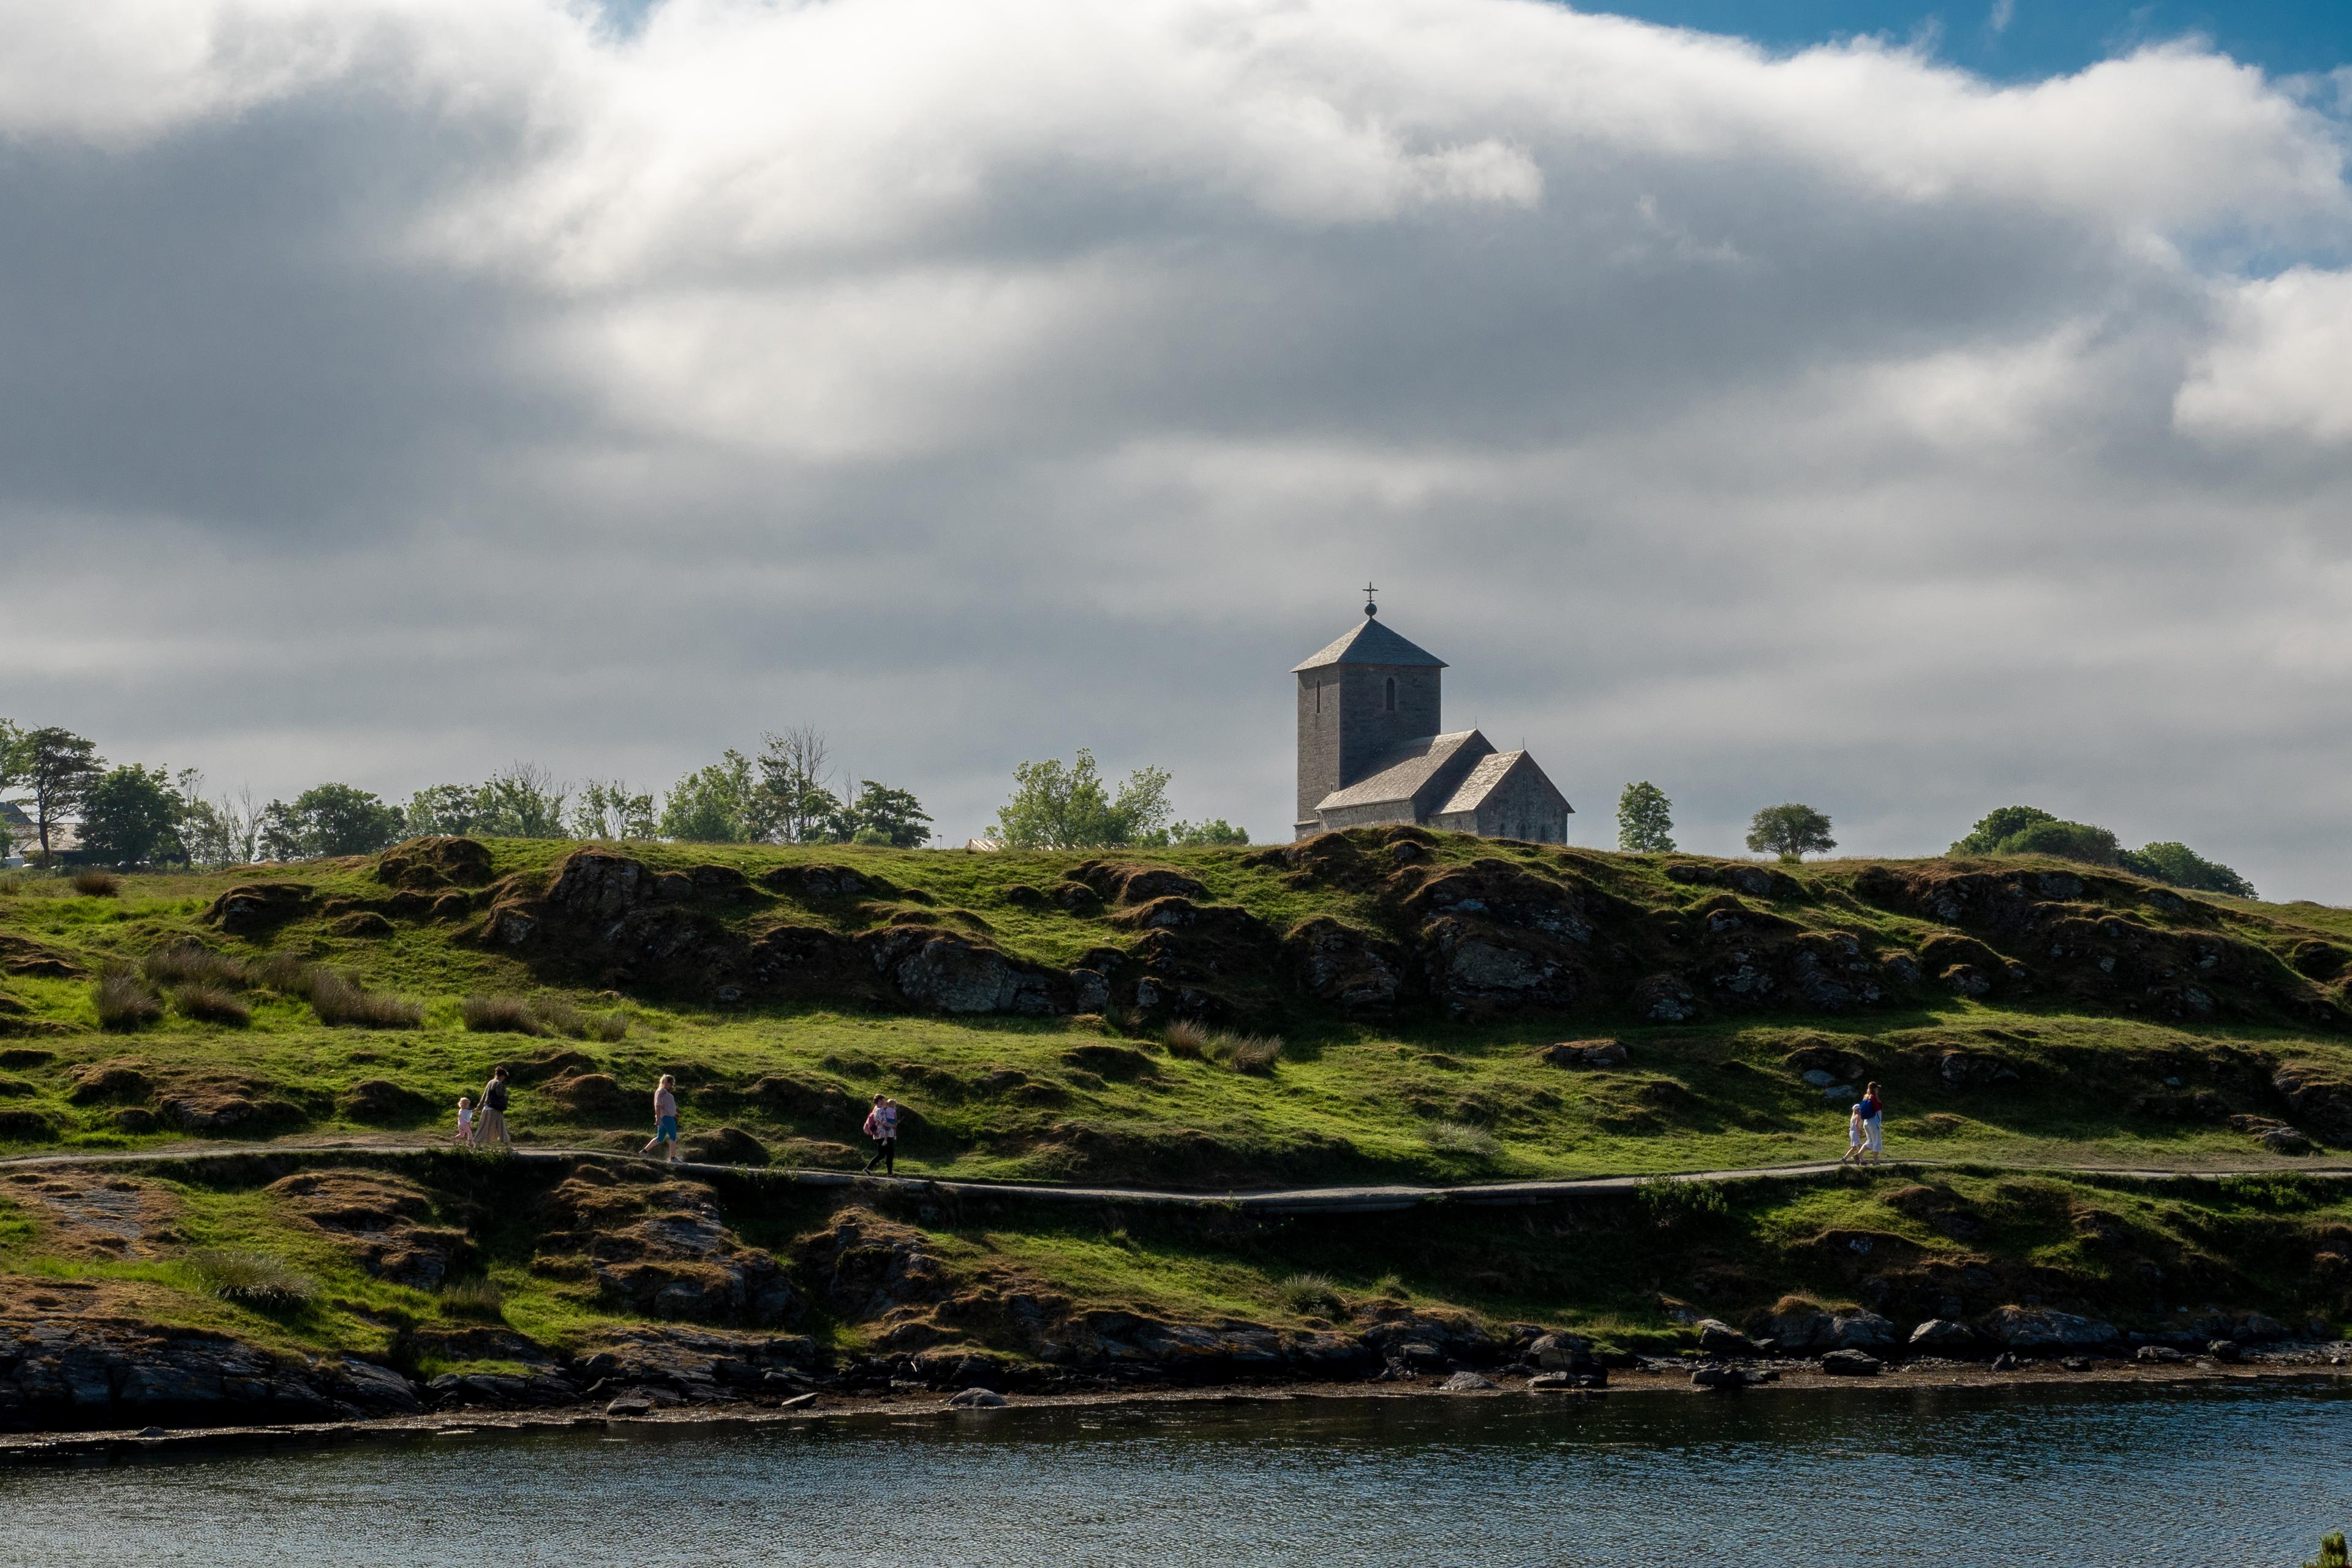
[1430,768,1569,844]
[1294,662,1442,834]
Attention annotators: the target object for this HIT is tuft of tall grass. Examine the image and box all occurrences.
[145,943,249,990]
[170,984,252,1027]
[308,970,422,1029]
[252,952,315,995]
[1371,1273,1410,1300]
[1275,1272,1346,1318]
[0,873,23,896]
[1163,1018,1213,1060]
[1424,1120,1499,1159]
[70,869,122,897]
[462,993,541,1035]
[1637,1174,1729,1226]
[188,1249,316,1311]
[435,1276,507,1321]
[1162,1019,1283,1073]
[93,965,163,1031]
[464,992,627,1041]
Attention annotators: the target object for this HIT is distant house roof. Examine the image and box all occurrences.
[1437,750,1571,816]
[0,801,30,832]
[1316,729,1490,812]
[1292,615,1448,673]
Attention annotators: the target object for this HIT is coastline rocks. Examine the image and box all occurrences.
[1689,1364,1749,1389]
[1441,1371,1497,1393]
[2136,1344,2188,1364]
[1980,1307,2120,1349]
[946,1387,1008,1408]
[1819,1349,1882,1376]
[1908,1319,1976,1350]
[0,1316,418,1431]
[1743,1306,1896,1354]
[1696,1319,1762,1357]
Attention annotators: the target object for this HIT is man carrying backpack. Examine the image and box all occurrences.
[477,1065,513,1151]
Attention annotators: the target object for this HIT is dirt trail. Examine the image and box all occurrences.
[5,1140,2349,1215]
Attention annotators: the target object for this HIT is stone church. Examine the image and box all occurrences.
[1292,600,1573,842]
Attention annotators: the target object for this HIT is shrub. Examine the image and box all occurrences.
[309,970,422,1029]
[188,1249,316,1311]
[435,1277,507,1321]
[1276,1272,1346,1317]
[71,869,122,897]
[93,965,163,1032]
[1638,1174,1730,1226]
[2306,1532,2348,1568]
[171,984,251,1027]
[462,993,541,1035]
[144,943,249,990]
[1424,1121,1498,1159]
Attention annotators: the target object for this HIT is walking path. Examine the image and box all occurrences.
[6,1140,2350,1216]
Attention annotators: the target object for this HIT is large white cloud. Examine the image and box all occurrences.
[2,0,2351,895]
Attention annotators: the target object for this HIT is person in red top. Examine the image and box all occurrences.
[1858,1081,1886,1163]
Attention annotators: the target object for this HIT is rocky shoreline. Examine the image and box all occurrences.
[6,1348,2348,1468]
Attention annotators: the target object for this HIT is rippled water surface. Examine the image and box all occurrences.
[7,1382,2351,1566]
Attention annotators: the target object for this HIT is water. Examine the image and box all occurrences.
[6,1382,2351,1566]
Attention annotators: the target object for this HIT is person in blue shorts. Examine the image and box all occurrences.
[642,1073,682,1163]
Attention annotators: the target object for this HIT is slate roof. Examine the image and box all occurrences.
[1436,750,1570,816]
[1292,614,1448,672]
[1315,730,1490,812]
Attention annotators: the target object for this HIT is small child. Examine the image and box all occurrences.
[1840,1102,1864,1164]
[454,1095,475,1147]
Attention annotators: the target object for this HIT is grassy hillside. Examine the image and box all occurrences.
[3,830,2351,1423]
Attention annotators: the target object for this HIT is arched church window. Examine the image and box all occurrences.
[1384,676,1396,712]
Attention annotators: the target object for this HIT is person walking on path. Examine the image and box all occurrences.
[1839,1100,1865,1164]
[477,1066,513,1150]
[861,1093,899,1176]
[643,1074,682,1163]
[453,1095,475,1148]
[1858,1081,1886,1163]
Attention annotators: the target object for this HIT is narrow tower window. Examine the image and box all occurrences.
[1384,676,1396,712]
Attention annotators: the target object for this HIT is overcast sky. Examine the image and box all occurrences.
[3,0,2351,894]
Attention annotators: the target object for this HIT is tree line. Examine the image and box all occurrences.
[0,720,939,867]
[1612,781,2255,895]
[0,719,1247,868]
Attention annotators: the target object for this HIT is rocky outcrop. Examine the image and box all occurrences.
[377,837,496,890]
[1980,1306,2120,1349]
[203,883,316,935]
[270,1170,469,1290]
[2273,1064,2352,1145]
[0,1310,418,1431]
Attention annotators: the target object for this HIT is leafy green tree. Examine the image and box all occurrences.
[473,763,568,839]
[2126,840,2255,899]
[756,727,840,844]
[0,718,20,860]
[1999,817,2122,865]
[1950,805,2057,856]
[569,779,657,840]
[1745,802,1835,863]
[1169,818,1250,846]
[260,784,405,860]
[2305,1532,2348,1568]
[990,750,1173,850]
[835,780,932,847]
[18,727,102,863]
[404,783,483,837]
[77,764,186,865]
[660,750,760,843]
[1616,781,1675,852]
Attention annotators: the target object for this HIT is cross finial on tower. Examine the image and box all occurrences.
[1363,581,1378,617]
